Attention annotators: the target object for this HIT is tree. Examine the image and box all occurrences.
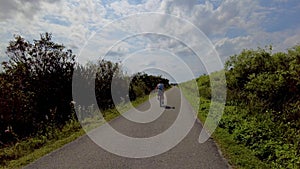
[0,32,76,138]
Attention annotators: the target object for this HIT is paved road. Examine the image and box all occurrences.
[24,87,230,169]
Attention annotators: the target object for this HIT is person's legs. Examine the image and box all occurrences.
[157,89,163,106]
[157,90,161,97]
[158,90,164,106]
[161,92,164,105]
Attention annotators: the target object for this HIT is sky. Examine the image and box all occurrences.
[0,0,299,82]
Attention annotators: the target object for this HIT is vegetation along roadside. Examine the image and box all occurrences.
[181,45,300,169]
[0,32,170,168]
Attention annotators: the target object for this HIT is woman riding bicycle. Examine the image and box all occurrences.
[156,83,164,106]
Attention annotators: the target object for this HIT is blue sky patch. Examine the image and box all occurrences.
[127,0,147,5]
[226,28,248,39]
[43,15,71,27]
[259,0,300,32]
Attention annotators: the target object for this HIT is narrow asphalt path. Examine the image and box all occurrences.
[24,87,230,169]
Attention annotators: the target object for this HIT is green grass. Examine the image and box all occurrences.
[2,129,85,169]
[180,84,271,169]
[0,119,84,169]
[81,93,155,132]
[213,127,270,169]
[0,94,153,169]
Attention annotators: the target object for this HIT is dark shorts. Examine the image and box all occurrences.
[158,89,164,96]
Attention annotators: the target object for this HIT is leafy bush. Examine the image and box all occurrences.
[195,45,300,168]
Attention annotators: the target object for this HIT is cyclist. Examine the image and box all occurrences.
[156,83,164,106]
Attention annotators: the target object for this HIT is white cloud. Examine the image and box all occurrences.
[0,0,44,20]
[122,49,196,82]
[281,30,300,50]
[0,0,299,80]
[108,0,161,16]
[115,0,267,63]
[215,36,253,61]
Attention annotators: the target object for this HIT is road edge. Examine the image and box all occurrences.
[181,93,232,169]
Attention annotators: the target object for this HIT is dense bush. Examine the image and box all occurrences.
[225,46,300,115]
[0,33,76,142]
[208,45,300,168]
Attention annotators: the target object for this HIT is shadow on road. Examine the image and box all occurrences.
[162,105,175,109]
